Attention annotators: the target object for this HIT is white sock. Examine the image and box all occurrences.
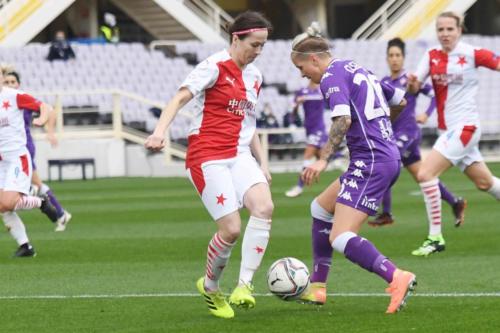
[310,198,334,223]
[14,195,42,210]
[487,176,500,200]
[238,216,271,285]
[39,183,51,196]
[420,179,442,236]
[331,231,357,253]
[2,212,29,245]
[204,232,235,291]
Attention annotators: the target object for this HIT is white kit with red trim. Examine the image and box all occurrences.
[180,49,262,169]
[0,87,41,153]
[415,41,500,130]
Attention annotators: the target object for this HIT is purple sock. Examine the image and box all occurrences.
[297,174,304,188]
[344,236,396,283]
[47,190,64,218]
[439,182,457,206]
[382,189,392,214]
[311,218,333,283]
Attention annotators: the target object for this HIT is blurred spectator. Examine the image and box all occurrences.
[100,12,120,43]
[257,103,279,128]
[47,30,75,61]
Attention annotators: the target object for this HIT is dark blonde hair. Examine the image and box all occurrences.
[437,11,466,30]
[291,22,330,55]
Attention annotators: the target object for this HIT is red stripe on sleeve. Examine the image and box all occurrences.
[16,94,42,112]
[474,49,500,69]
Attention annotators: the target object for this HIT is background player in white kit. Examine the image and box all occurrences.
[0,69,59,257]
[145,11,273,319]
[408,11,500,256]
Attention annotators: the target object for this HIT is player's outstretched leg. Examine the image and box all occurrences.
[198,232,235,319]
[299,199,332,305]
[39,184,72,231]
[333,232,417,313]
[2,212,36,257]
[230,216,271,309]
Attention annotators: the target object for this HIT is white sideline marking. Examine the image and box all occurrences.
[0,292,499,300]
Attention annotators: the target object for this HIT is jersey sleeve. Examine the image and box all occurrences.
[180,59,219,96]
[415,50,431,82]
[419,81,435,97]
[474,48,500,69]
[320,71,351,118]
[380,80,405,106]
[16,93,41,112]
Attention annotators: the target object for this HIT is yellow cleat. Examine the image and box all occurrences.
[229,283,256,309]
[196,277,234,319]
[297,282,327,305]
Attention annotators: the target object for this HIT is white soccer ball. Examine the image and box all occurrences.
[267,257,310,300]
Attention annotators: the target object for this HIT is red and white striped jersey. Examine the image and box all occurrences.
[415,41,500,130]
[181,50,262,167]
[0,87,41,153]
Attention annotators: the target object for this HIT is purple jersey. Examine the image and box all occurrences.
[381,72,435,135]
[320,59,403,163]
[295,86,326,135]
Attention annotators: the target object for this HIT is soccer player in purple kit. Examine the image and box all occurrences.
[290,24,416,313]
[368,38,466,227]
[285,79,329,197]
[3,70,72,232]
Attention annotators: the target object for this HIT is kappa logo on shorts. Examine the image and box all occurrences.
[338,183,353,202]
[354,160,367,169]
[343,178,358,189]
[361,196,379,211]
[351,169,364,178]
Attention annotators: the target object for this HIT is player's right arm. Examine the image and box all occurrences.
[145,58,219,152]
[408,50,431,94]
[145,88,193,152]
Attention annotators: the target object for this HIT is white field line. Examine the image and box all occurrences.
[0,292,499,300]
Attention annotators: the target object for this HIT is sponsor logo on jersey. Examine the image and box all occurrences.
[0,117,9,127]
[325,86,340,99]
[227,98,256,117]
[432,73,464,86]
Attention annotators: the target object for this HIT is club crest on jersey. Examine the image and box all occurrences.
[227,98,256,117]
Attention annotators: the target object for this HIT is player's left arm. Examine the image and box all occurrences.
[33,102,54,127]
[474,48,500,71]
[250,132,271,183]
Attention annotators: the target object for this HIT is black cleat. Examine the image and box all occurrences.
[13,243,36,257]
[452,198,467,227]
[40,194,59,222]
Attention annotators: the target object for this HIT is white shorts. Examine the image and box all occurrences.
[186,152,268,221]
[0,148,33,194]
[433,125,483,172]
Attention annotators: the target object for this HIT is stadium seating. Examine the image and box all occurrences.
[2,35,499,138]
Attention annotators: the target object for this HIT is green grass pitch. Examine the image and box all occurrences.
[1,164,499,332]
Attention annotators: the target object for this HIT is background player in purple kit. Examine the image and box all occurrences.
[368,38,466,227]
[285,79,329,198]
[290,24,416,314]
[3,70,72,232]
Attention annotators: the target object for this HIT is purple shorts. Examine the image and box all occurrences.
[26,140,36,170]
[395,131,421,167]
[306,130,328,149]
[337,159,400,216]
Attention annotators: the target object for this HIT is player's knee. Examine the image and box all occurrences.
[251,201,274,219]
[416,169,432,183]
[474,177,492,191]
[0,199,15,213]
[222,225,241,242]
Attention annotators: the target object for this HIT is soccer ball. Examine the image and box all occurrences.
[267,257,310,300]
